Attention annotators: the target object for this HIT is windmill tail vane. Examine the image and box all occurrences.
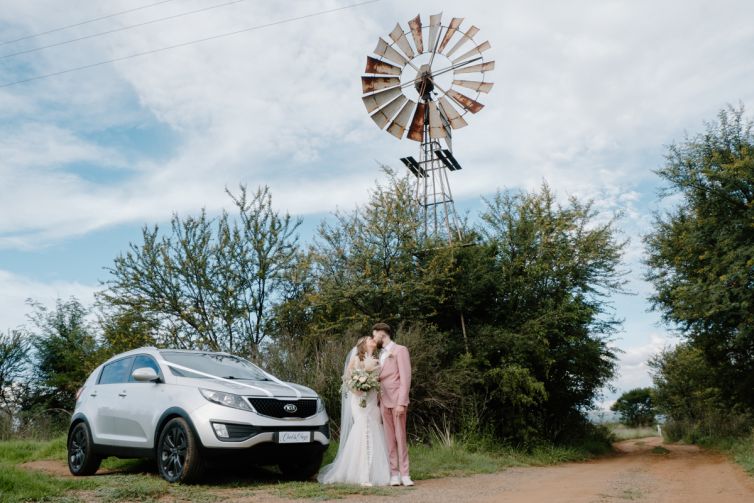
[361,12,494,243]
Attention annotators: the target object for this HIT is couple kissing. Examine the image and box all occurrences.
[318,322,413,487]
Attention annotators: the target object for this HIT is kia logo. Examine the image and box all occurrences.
[283,403,298,413]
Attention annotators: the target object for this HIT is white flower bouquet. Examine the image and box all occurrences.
[348,358,380,407]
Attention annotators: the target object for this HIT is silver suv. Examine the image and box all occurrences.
[67,347,329,483]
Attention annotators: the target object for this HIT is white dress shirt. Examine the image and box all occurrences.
[380,341,395,365]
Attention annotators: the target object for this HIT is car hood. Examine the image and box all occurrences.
[175,377,318,398]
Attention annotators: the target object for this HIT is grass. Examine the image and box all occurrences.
[0,433,611,502]
[0,463,94,503]
[606,423,661,441]
[697,433,754,475]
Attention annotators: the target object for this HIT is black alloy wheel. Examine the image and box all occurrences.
[157,417,204,483]
[67,422,101,476]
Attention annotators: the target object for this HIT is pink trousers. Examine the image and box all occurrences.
[380,403,409,476]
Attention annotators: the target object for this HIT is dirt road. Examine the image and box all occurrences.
[23,437,754,502]
[343,437,754,503]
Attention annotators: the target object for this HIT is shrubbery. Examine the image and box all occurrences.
[646,106,754,442]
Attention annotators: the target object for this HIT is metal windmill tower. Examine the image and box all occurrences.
[361,13,494,244]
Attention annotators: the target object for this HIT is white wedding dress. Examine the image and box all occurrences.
[318,351,391,486]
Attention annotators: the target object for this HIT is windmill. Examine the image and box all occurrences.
[362,12,494,244]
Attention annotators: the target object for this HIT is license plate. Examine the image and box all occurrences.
[278,431,311,444]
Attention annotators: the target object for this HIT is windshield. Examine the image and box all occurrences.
[160,351,269,381]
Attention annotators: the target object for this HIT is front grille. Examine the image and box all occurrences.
[247,398,317,418]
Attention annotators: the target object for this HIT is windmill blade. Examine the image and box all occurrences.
[387,99,416,139]
[444,25,479,58]
[408,14,424,54]
[452,40,491,65]
[453,79,494,93]
[370,94,408,129]
[428,13,442,52]
[361,76,400,94]
[454,60,495,75]
[438,17,463,54]
[362,86,402,113]
[407,101,427,141]
[365,56,401,76]
[428,101,446,138]
[374,37,409,67]
[389,23,415,60]
[437,103,453,146]
[438,96,468,129]
[447,89,484,113]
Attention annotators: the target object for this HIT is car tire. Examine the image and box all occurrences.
[279,448,324,480]
[157,417,204,483]
[67,422,101,476]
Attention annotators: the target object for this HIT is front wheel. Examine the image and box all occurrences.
[157,417,204,483]
[279,448,324,480]
[68,422,101,476]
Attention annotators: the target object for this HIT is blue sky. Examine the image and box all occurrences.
[2,0,754,407]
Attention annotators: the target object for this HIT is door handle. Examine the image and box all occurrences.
[89,392,97,397]
[118,392,127,397]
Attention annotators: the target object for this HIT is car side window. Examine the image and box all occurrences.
[98,357,135,385]
[129,355,161,382]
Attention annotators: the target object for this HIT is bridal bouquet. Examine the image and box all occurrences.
[348,356,380,408]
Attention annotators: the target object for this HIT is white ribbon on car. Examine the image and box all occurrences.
[158,360,302,399]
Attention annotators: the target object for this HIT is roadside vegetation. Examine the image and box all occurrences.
[644,106,754,474]
[606,424,660,441]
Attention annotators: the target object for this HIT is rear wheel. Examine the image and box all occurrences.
[67,422,101,476]
[157,417,204,483]
[279,448,324,480]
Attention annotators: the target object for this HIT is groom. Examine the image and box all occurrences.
[371,322,413,487]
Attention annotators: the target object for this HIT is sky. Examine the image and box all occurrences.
[1,0,753,408]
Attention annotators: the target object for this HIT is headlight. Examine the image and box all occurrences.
[316,397,326,413]
[199,388,252,412]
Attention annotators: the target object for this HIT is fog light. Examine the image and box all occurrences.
[212,423,229,439]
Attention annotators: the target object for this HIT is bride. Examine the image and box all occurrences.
[318,336,391,486]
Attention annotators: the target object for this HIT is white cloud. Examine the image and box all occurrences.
[598,331,677,409]
[0,270,97,332]
[0,0,752,249]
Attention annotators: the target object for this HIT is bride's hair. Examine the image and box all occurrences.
[355,336,371,361]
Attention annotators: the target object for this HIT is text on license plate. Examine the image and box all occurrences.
[278,431,311,443]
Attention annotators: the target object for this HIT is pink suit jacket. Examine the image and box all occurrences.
[379,344,411,408]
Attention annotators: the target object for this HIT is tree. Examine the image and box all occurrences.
[25,298,98,411]
[611,388,656,427]
[302,169,456,333]
[100,186,300,354]
[273,178,625,444]
[97,306,158,357]
[471,185,626,441]
[0,330,29,413]
[645,106,754,411]
[644,343,752,441]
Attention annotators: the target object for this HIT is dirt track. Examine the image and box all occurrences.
[23,437,754,502]
[354,437,754,503]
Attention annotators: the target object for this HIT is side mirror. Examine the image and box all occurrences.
[132,367,160,383]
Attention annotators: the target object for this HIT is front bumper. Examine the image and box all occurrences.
[190,401,330,449]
